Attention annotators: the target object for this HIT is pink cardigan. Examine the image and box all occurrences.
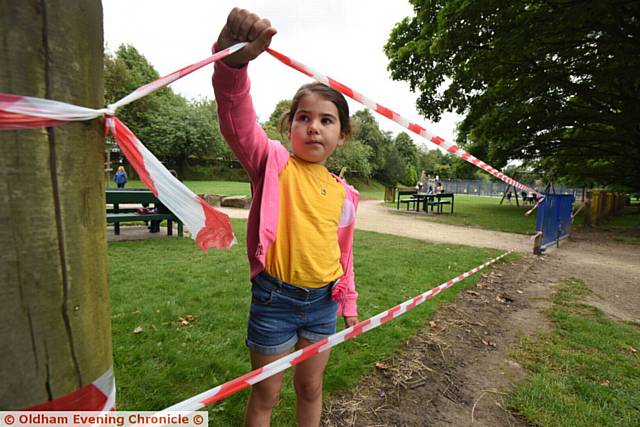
[212,60,359,317]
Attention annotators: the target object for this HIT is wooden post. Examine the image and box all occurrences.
[0,0,112,408]
[533,232,543,255]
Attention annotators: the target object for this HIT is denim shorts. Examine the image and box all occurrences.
[246,272,339,355]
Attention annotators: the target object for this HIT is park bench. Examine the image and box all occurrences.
[396,188,420,211]
[106,189,183,237]
[421,193,455,214]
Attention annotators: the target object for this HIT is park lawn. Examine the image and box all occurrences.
[124,180,252,196]
[509,278,640,426]
[390,195,539,235]
[605,206,640,245]
[123,179,386,199]
[605,205,640,229]
[108,219,512,425]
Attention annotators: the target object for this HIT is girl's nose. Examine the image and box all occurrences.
[307,121,319,134]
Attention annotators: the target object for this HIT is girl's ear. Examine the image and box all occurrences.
[337,131,347,147]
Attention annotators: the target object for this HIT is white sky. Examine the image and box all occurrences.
[102,0,462,149]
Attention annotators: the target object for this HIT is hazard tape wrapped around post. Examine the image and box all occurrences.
[25,368,116,412]
[159,251,510,413]
[0,44,248,251]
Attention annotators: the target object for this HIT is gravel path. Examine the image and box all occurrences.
[218,199,532,253]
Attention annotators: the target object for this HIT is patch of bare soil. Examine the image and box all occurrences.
[321,225,640,427]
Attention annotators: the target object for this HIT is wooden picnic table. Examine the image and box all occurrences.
[106,189,183,236]
[416,192,455,214]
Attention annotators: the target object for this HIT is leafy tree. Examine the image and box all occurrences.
[104,44,227,169]
[326,140,374,178]
[263,99,292,148]
[402,163,418,186]
[377,147,405,186]
[385,0,640,190]
[351,110,396,179]
[104,44,174,143]
[394,132,418,170]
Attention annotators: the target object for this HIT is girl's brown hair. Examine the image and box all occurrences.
[279,82,351,138]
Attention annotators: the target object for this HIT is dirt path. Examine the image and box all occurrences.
[355,200,532,252]
[219,199,531,252]
[220,200,639,426]
[317,201,639,426]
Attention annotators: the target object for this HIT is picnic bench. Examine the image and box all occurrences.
[396,188,420,211]
[106,189,183,236]
[419,193,455,214]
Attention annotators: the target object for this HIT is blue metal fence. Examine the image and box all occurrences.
[535,194,575,253]
[437,179,581,198]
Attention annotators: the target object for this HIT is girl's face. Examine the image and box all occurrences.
[289,93,345,165]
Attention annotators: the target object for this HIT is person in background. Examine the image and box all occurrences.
[114,165,128,188]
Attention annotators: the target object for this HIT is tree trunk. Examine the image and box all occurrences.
[0,0,112,409]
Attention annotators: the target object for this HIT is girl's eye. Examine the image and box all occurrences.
[296,114,309,122]
[322,117,333,125]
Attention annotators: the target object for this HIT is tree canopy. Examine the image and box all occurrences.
[385,0,640,190]
[104,44,228,174]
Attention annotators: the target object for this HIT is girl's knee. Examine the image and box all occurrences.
[294,377,323,402]
[252,382,282,409]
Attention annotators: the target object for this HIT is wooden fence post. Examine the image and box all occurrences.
[0,0,112,409]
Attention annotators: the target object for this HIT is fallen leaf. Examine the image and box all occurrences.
[466,290,480,296]
[516,290,524,294]
[496,293,514,303]
[429,321,437,328]
[600,379,610,386]
[133,326,143,334]
[481,339,497,348]
[132,309,140,315]
[375,362,389,370]
[627,346,637,354]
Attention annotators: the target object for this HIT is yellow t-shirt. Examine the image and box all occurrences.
[265,156,345,288]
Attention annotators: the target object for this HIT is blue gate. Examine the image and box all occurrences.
[535,194,575,253]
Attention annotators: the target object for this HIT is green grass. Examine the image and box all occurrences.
[390,195,539,234]
[123,178,386,200]
[122,180,251,196]
[345,177,386,200]
[604,206,640,230]
[109,219,511,425]
[509,278,640,426]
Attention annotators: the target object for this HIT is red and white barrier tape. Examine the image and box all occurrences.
[571,204,584,220]
[0,44,246,251]
[107,117,236,250]
[265,48,537,196]
[159,251,510,412]
[0,93,108,130]
[0,44,246,130]
[108,43,247,113]
[26,367,115,411]
[525,195,545,216]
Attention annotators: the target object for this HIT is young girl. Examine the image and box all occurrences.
[114,165,128,188]
[213,8,359,426]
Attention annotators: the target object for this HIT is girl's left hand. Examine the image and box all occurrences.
[343,316,358,328]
